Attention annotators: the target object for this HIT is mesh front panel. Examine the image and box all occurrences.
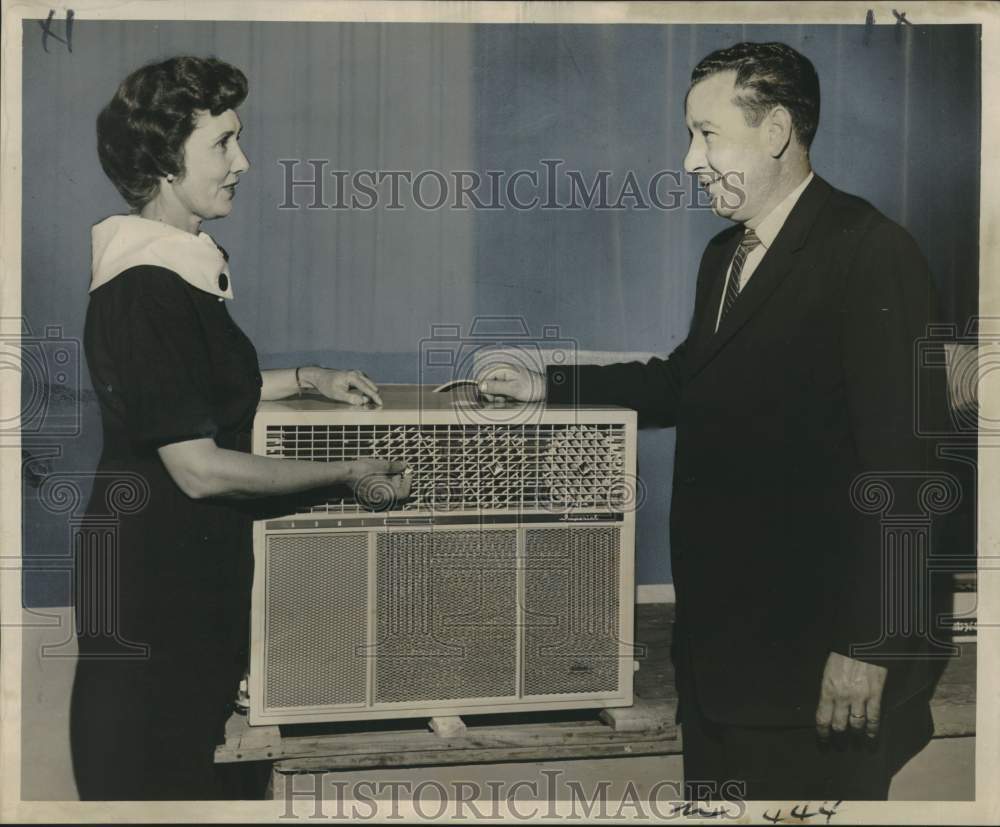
[375,530,518,703]
[264,533,369,709]
[522,527,621,696]
[263,423,627,513]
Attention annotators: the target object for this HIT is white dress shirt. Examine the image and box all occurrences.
[714,171,815,332]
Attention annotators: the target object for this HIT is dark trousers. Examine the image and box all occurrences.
[680,692,934,802]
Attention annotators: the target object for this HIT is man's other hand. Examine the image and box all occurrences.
[478,364,546,403]
[815,651,888,740]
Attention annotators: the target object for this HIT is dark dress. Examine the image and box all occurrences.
[70,264,262,800]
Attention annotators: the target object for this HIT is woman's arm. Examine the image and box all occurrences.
[158,438,409,503]
[259,367,303,401]
[260,366,382,405]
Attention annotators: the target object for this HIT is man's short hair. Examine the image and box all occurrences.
[691,42,821,150]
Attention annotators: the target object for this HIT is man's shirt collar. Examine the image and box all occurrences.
[748,171,815,249]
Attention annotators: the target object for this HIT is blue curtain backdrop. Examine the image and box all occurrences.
[20,21,980,607]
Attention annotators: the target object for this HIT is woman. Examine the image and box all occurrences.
[70,56,409,800]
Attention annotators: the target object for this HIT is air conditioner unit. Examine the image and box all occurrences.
[248,384,637,725]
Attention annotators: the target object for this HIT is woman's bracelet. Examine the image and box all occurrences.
[296,365,322,396]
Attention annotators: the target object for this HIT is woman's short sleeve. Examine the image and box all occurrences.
[118,268,219,450]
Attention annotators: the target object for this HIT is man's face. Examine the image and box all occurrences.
[683,71,778,225]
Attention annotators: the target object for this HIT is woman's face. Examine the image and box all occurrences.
[170,108,249,223]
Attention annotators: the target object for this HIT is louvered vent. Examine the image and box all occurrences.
[263,423,627,513]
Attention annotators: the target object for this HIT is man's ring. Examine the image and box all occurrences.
[850,712,865,719]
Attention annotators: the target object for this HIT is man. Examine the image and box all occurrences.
[481,42,950,800]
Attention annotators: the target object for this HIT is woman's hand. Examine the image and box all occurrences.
[347,459,412,511]
[302,367,383,406]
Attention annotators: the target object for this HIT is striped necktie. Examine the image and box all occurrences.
[718,229,762,329]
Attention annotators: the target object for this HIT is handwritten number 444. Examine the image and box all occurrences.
[763,801,843,824]
[39,9,74,53]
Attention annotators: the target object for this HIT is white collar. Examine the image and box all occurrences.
[750,171,815,249]
[90,214,234,299]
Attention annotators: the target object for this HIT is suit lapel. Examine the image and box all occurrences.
[685,175,834,381]
[686,231,741,358]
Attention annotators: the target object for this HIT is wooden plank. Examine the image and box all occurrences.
[929,639,976,737]
[273,737,682,774]
[223,710,252,743]
[241,724,282,751]
[218,714,681,764]
[600,700,674,733]
[931,700,977,738]
[217,698,679,764]
[429,716,466,737]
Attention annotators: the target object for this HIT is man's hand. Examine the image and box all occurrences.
[308,368,383,406]
[478,364,546,403]
[815,651,887,740]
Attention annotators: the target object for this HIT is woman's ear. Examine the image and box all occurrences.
[766,106,793,158]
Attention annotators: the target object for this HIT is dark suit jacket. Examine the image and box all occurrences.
[547,175,951,728]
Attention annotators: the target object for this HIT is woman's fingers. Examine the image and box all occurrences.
[397,473,412,500]
[348,370,382,404]
[340,391,368,405]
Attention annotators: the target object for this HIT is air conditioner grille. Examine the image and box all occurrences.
[263,533,369,709]
[264,423,627,513]
[374,530,518,703]
[522,527,621,696]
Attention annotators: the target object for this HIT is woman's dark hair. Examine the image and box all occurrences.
[691,42,820,150]
[97,56,248,210]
